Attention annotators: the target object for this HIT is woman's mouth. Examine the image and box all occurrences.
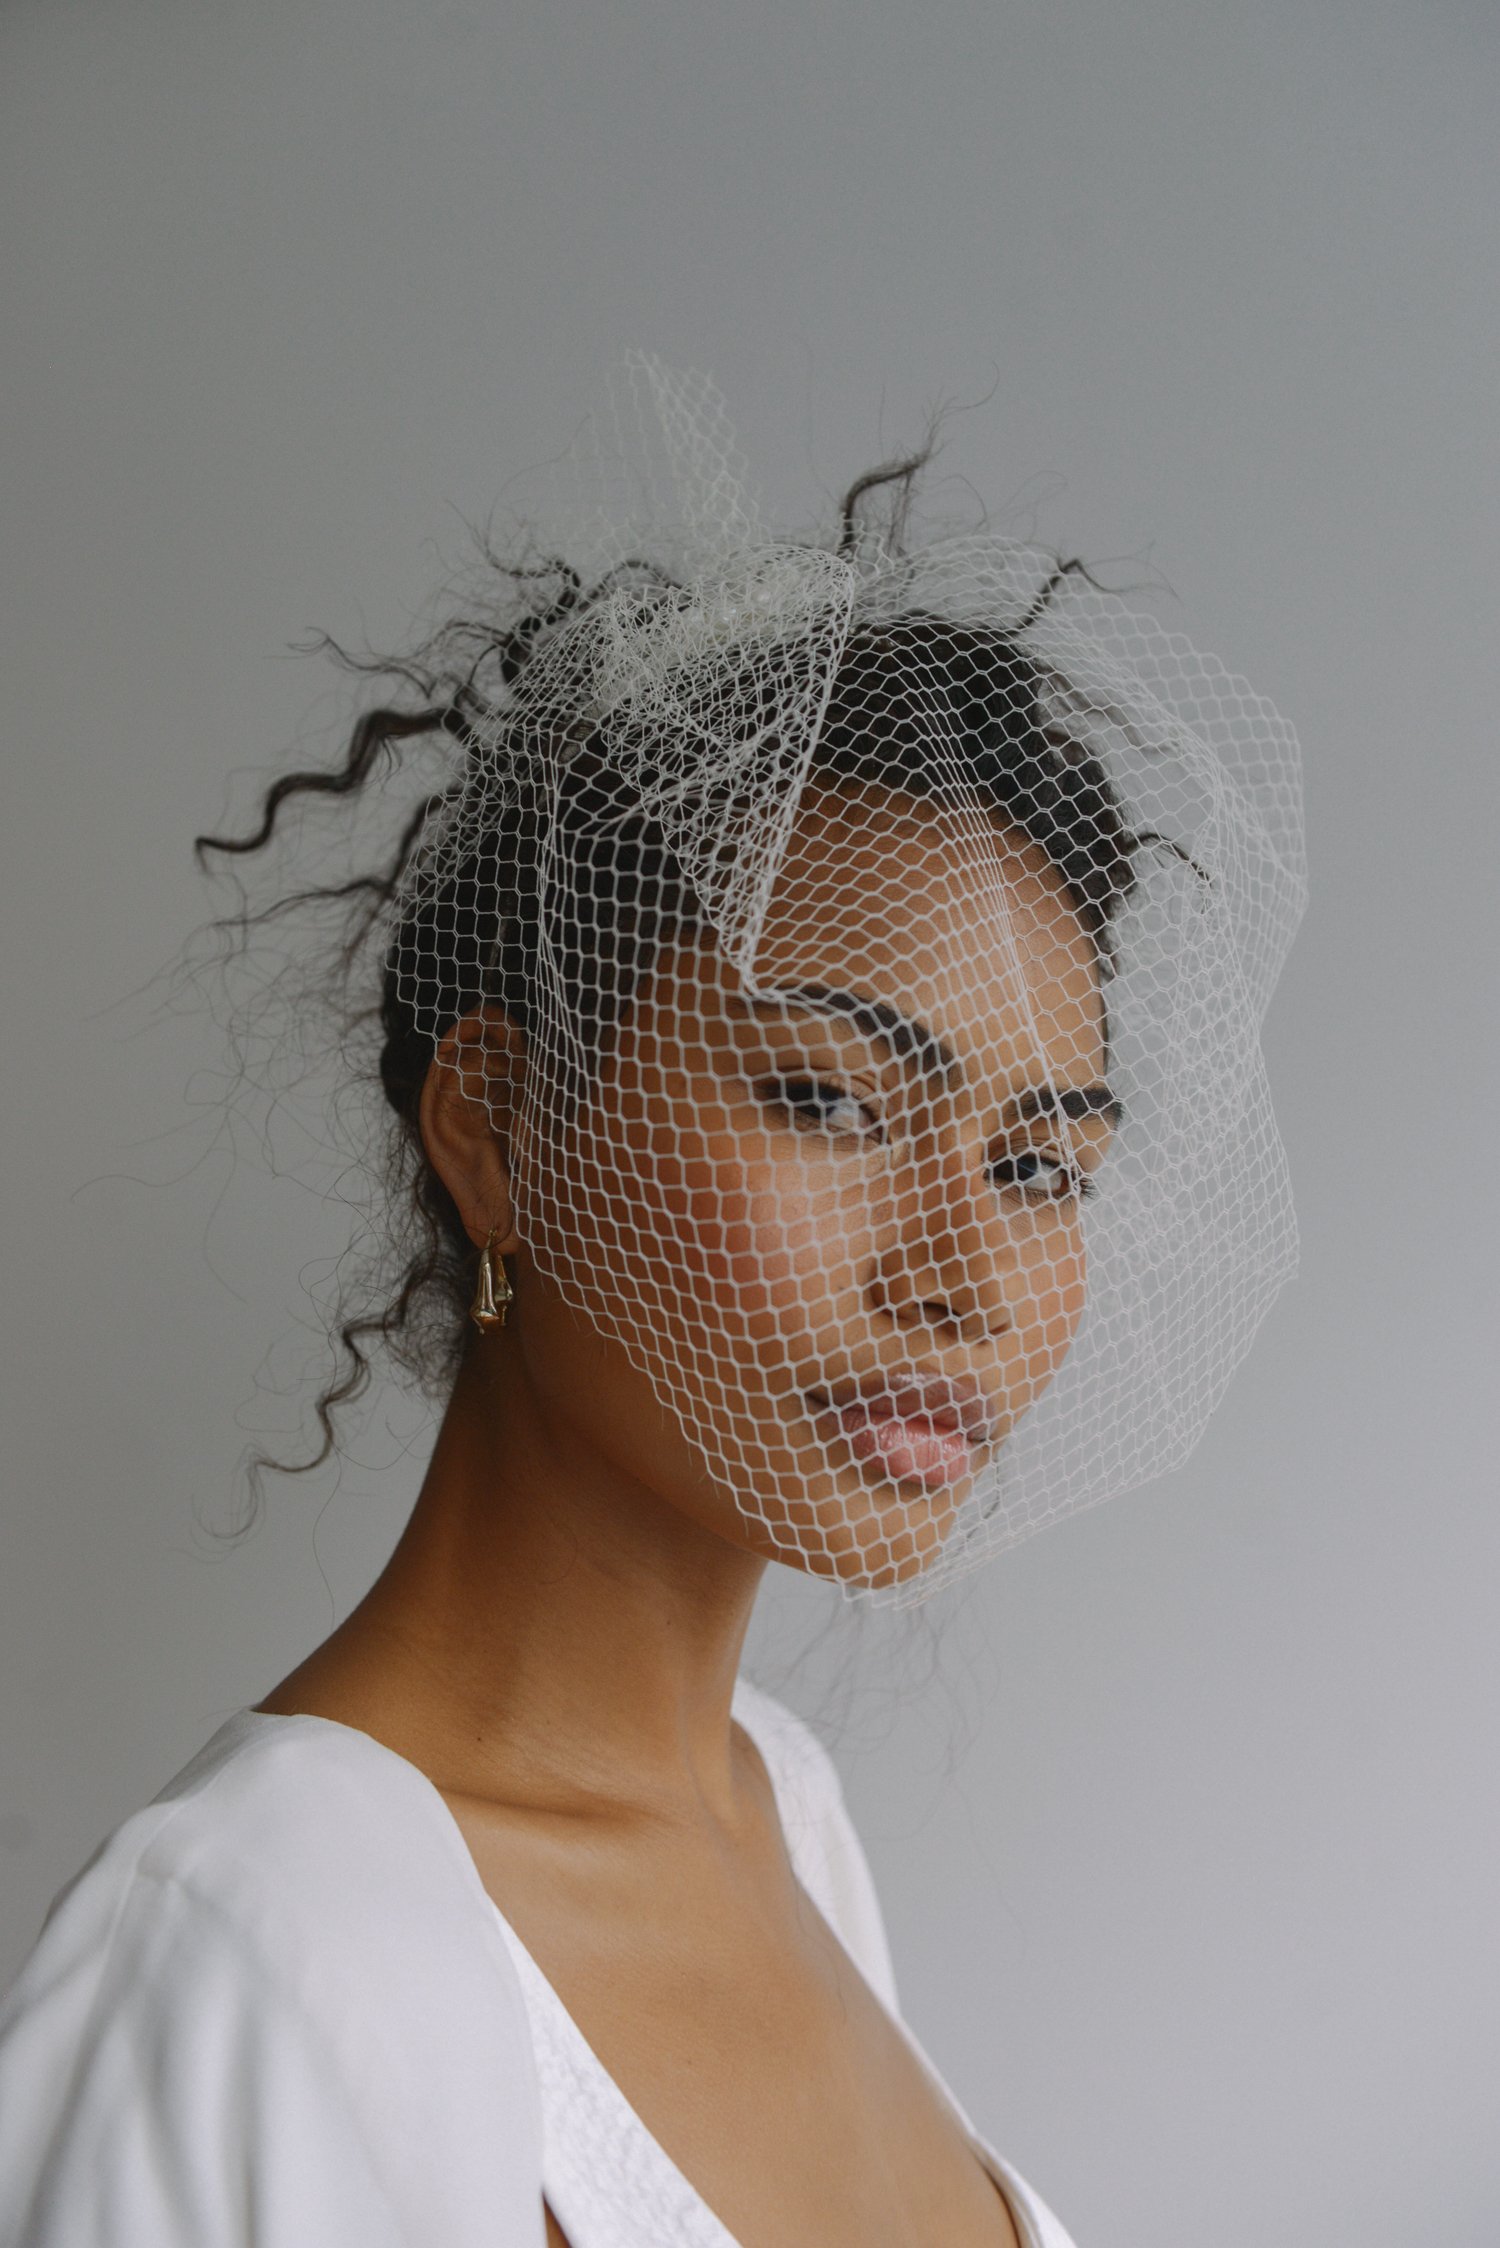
[805,1390,982,1491]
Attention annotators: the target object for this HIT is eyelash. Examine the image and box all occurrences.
[760,1077,1097,1202]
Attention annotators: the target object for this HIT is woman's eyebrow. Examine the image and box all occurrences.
[740,985,962,1090]
[739,986,1122,1125]
[1013,1084,1125,1129]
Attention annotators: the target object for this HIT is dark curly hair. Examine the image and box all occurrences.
[197,457,1174,1487]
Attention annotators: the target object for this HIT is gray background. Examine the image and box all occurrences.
[3,4,1497,2242]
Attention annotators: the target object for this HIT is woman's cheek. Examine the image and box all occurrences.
[1017,1228,1088,1379]
[670,1154,868,1350]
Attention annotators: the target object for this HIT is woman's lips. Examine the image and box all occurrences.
[807,1395,979,1490]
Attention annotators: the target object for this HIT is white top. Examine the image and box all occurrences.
[0,1679,1079,2248]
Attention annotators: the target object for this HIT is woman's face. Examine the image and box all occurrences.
[508,777,1117,1592]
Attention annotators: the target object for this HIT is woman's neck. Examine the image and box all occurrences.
[254,1343,770,1824]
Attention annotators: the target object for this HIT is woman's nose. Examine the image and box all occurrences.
[870,1174,1023,1349]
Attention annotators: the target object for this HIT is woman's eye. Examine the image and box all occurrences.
[992,1149,1094,1202]
[762,1078,884,1139]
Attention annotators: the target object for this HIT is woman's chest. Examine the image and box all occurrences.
[538,1966,1025,2248]
[454,1813,1022,2248]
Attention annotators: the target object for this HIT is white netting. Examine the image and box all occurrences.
[385,355,1306,1606]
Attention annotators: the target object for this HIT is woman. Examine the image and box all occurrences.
[0,362,1305,2246]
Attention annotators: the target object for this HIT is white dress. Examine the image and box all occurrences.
[0,1679,1079,2248]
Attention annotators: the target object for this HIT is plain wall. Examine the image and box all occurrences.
[3,4,1497,2243]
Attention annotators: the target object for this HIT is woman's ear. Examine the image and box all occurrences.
[417,1008,527,1253]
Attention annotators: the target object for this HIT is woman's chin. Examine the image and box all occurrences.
[730,1456,985,1592]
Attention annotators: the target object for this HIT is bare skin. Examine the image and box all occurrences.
[258,782,1114,2246]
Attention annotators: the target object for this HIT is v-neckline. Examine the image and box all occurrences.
[491,1899,740,2247]
[233,1695,1040,2248]
[481,1680,1039,2248]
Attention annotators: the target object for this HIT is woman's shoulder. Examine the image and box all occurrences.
[0,1710,547,2247]
[14,1709,523,2028]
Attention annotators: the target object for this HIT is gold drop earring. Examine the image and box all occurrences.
[468,1228,514,1333]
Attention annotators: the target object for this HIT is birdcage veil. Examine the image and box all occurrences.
[383,354,1306,1606]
